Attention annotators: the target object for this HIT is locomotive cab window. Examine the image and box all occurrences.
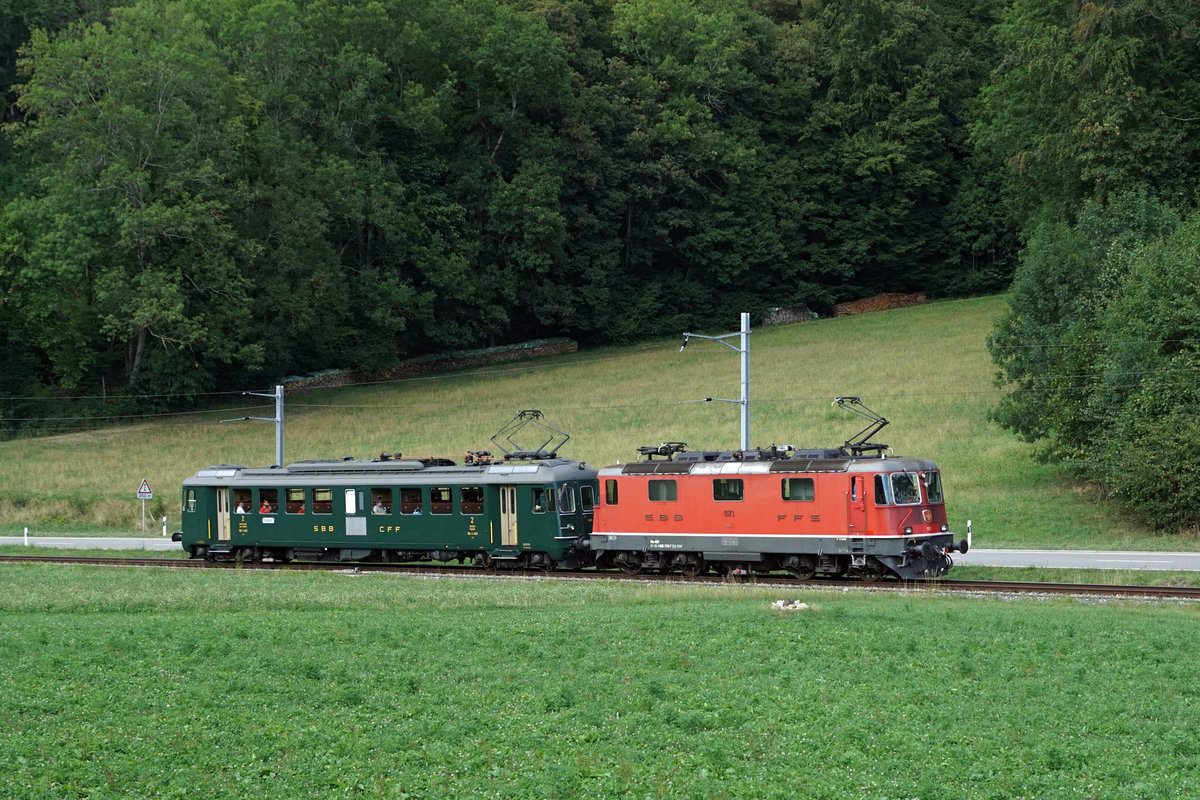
[557,485,575,513]
[431,487,452,515]
[233,491,252,514]
[648,479,678,502]
[781,477,814,502]
[713,478,743,502]
[259,489,278,513]
[184,489,197,513]
[605,480,618,506]
[286,488,306,514]
[371,489,392,514]
[890,472,921,505]
[581,485,596,511]
[461,486,483,514]
[532,487,557,513]
[923,471,943,503]
[313,488,333,514]
[400,488,422,514]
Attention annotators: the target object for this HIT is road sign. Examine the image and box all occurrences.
[137,479,153,500]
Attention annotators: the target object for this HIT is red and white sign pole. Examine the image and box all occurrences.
[137,479,153,534]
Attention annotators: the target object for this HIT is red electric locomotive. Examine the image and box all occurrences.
[587,398,968,580]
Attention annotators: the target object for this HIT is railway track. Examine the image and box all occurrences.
[4,553,1199,600]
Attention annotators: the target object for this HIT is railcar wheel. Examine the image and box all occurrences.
[679,557,707,578]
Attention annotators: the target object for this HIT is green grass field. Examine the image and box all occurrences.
[2,565,1198,799]
[0,294,1190,550]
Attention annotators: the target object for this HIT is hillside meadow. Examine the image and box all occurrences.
[2,566,1199,799]
[0,294,1183,549]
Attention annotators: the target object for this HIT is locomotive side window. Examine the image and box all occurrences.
[557,485,576,513]
[605,480,618,506]
[713,478,743,501]
[873,475,890,505]
[259,489,278,513]
[923,471,944,503]
[286,488,306,514]
[781,477,814,502]
[431,487,452,514]
[400,488,422,514]
[890,472,921,505]
[648,479,678,502]
[185,489,197,513]
[581,485,596,511]
[461,486,483,514]
[313,488,333,514]
[371,489,392,514]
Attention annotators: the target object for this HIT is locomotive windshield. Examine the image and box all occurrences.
[890,472,921,505]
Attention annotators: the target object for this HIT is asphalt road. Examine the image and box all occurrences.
[4,537,1200,570]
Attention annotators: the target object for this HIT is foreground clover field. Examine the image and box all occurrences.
[2,565,1198,799]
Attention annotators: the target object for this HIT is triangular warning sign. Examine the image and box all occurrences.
[137,479,153,498]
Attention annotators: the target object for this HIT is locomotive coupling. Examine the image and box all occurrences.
[946,538,969,554]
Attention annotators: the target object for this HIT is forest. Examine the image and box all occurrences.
[2,0,1200,530]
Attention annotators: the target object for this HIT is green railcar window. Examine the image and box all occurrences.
[313,488,333,515]
[400,488,422,514]
[372,489,392,514]
[461,487,483,514]
[258,489,278,514]
[184,490,196,513]
[431,487,452,514]
[286,488,306,514]
[532,487,557,513]
[580,485,596,511]
[557,485,575,513]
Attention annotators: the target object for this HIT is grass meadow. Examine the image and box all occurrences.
[0,294,1188,550]
[2,565,1198,799]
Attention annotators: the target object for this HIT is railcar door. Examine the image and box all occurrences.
[216,490,231,543]
[500,485,518,546]
[847,475,866,534]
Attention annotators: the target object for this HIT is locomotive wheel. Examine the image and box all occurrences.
[782,556,820,582]
[615,553,642,575]
[786,563,816,581]
[679,558,707,578]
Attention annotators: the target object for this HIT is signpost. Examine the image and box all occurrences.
[137,479,153,533]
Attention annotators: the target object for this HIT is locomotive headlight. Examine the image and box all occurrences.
[940,524,948,532]
[903,526,913,535]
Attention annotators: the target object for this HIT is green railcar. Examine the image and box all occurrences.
[179,456,598,568]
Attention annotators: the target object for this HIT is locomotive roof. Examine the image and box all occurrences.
[184,456,596,487]
[601,455,938,476]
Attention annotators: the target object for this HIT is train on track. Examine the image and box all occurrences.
[176,405,967,580]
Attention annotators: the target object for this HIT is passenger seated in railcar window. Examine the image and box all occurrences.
[260,489,279,514]
[235,502,248,514]
[260,501,273,513]
[400,488,422,514]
